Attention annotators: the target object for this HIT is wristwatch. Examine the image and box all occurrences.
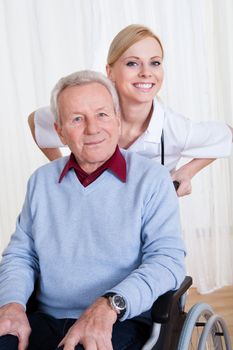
[103,293,126,319]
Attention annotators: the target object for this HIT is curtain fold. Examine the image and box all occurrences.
[0,0,232,293]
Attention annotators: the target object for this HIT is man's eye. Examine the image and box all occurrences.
[72,116,82,123]
[126,61,138,67]
[98,112,108,118]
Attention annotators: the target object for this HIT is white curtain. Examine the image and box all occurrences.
[0,0,232,293]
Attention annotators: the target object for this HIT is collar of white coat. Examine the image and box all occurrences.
[145,98,165,143]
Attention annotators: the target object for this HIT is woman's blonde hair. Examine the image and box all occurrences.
[107,24,164,66]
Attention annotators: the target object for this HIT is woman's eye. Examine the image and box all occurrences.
[126,61,138,67]
[151,61,161,66]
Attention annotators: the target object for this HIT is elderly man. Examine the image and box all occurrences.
[0,70,185,350]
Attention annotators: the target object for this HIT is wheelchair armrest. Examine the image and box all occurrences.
[151,276,192,324]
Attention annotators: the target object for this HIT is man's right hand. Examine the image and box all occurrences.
[0,303,31,350]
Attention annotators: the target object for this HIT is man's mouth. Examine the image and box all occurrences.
[84,139,105,146]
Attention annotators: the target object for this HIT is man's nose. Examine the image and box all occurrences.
[85,119,100,134]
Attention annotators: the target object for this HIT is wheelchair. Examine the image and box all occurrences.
[142,276,232,350]
[27,276,232,350]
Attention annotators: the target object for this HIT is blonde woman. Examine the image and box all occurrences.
[28,24,233,196]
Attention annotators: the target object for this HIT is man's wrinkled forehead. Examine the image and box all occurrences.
[58,82,116,116]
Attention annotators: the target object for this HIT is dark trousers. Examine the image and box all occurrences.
[0,312,151,350]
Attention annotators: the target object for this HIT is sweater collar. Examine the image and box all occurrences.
[59,146,126,185]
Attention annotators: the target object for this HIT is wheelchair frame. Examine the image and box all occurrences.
[26,276,232,349]
[142,276,232,350]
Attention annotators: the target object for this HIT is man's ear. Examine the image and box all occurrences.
[54,122,67,145]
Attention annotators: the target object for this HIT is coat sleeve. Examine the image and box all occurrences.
[167,110,232,158]
[34,106,64,148]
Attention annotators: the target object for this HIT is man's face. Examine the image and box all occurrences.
[55,83,121,174]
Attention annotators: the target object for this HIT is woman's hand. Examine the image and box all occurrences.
[172,172,192,197]
[172,158,215,197]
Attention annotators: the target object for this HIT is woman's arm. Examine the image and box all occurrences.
[28,112,62,161]
[173,124,233,197]
[171,158,215,197]
[228,125,233,140]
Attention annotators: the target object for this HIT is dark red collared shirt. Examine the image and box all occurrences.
[59,146,126,187]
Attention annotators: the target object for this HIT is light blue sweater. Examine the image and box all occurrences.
[0,150,185,321]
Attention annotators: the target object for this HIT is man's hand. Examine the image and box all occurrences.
[58,297,117,350]
[0,303,31,350]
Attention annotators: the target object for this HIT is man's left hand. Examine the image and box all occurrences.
[58,297,117,350]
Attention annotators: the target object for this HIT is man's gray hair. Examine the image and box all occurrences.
[50,70,121,124]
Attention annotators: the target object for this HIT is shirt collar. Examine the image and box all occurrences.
[59,146,126,183]
[145,98,165,143]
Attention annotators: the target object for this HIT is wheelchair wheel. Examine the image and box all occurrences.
[176,302,231,350]
[198,314,232,350]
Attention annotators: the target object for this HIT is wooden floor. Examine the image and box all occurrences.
[185,286,233,345]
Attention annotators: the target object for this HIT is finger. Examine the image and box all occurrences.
[58,337,78,350]
[176,183,187,197]
[58,334,68,347]
[16,324,31,350]
[18,331,31,350]
[88,333,113,350]
[62,342,76,350]
[58,339,64,347]
[18,341,28,350]
[58,329,71,346]
[18,338,29,350]
[82,338,97,350]
[177,184,192,197]
[97,338,113,350]
[62,345,74,350]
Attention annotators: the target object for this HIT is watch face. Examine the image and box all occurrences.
[113,295,126,310]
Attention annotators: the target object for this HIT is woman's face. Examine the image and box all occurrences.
[107,37,164,105]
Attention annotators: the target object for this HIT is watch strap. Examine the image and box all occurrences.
[102,293,126,319]
[102,292,116,298]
